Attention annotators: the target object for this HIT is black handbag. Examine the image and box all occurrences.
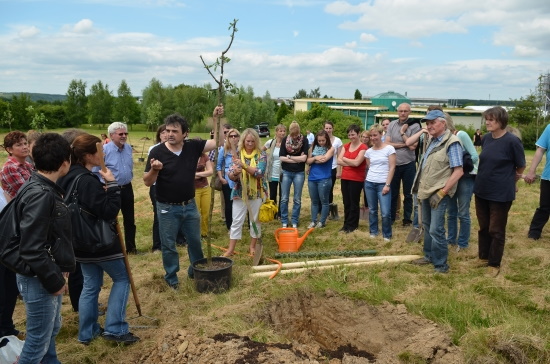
[65,173,118,253]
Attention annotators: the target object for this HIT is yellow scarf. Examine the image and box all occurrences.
[241,149,258,197]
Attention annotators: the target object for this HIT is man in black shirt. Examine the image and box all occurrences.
[144,109,220,289]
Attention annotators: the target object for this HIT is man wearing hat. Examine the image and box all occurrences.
[407,110,463,273]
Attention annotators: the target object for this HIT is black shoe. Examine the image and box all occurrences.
[103,332,140,344]
[528,234,540,240]
[402,220,412,227]
[80,327,104,345]
[168,282,179,290]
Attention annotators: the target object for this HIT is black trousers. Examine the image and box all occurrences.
[329,168,337,204]
[528,179,550,239]
[221,183,233,230]
[341,179,363,231]
[149,185,162,251]
[0,264,18,336]
[68,262,83,312]
[268,180,281,217]
[120,183,137,252]
[475,196,512,267]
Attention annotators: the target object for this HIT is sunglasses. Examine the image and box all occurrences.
[117,132,129,136]
[228,134,239,138]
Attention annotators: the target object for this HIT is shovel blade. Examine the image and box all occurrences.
[406,227,423,243]
[253,241,264,266]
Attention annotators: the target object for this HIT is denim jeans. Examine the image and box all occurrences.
[365,181,392,238]
[412,194,419,229]
[421,197,450,272]
[157,200,204,285]
[390,161,416,224]
[280,170,305,226]
[475,196,512,267]
[446,175,475,248]
[16,275,62,364]
[79,259,130,342]
[528,179,550,239]
[308,178,331,225]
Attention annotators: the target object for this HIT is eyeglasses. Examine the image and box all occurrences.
[117,132,128,136]
[228,134,239,138]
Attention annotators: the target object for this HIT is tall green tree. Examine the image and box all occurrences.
[173,84,213,127]
[65,79,88,127]
[276,102,290,123]
[354,89,363,100]
[141,78,176,123]
[26,105,47,132]
[113,80,141,127]
[1,104,14,131]
[509,94,540,125]
[10,93,33,130]
[294,89,307,99]
[87,81,114,127]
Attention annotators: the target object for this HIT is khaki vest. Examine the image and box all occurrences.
[412,130,461,200]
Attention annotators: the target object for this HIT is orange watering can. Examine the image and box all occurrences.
[274,227,314,253]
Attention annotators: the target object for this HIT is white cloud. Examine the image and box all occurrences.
[359,33,377,43]
[293,30,299,37]
[325,0,550,57]
[345,41,356,48]
[18,26,40,38]
[73,19,95,34]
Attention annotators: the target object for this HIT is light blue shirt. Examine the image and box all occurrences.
[103,141,133,185]
[536,124,550,181]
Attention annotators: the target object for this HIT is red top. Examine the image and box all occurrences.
[341,143,367,182]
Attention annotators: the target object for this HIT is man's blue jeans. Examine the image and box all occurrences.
[16,275,62,364]
[447,175,475,248]
[157,200,204,286]
[280,171,305,226]
[421,197,450,272]
[390,161,416,224]
[308,177,331,225]
[79,259,130,342]
[365,181,392,238]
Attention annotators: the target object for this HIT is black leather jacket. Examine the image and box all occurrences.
[2,172,75,294]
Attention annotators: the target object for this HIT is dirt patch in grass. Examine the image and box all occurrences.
[139,291,463,363]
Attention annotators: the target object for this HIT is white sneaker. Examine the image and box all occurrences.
[292,224,297,228]
[370,234,377,238]
[282,224,287,228]
[383,238,391,242]
[307,222,316,229]
[315,222,324,228]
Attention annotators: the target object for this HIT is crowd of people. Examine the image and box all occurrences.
[0,103,548,362]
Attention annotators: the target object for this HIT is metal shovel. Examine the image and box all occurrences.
[405,200,423,244]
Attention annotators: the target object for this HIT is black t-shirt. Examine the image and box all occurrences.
[474,132,525,202]
[145,140,207,203]
[279,135,309,173]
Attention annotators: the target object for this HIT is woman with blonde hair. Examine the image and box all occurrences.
[279,121,309,228]
[224,128,268,256]
[217,128,240,230]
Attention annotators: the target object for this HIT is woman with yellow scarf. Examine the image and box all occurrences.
[224,128,268,257]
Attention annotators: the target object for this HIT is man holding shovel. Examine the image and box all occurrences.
[408,110,463,273]
[143,108,220,289]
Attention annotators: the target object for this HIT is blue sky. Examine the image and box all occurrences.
[1,0,549,101]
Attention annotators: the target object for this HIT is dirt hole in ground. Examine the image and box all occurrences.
[139,291,463,363]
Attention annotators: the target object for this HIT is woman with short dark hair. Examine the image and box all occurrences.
[474,106,525,277]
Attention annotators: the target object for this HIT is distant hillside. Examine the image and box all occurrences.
[0,92,67,103]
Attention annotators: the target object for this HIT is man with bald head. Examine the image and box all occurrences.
[385,103,420,226]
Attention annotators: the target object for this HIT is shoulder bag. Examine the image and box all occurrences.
[65,173,119,253]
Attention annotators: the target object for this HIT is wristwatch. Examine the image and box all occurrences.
[385,184,390,187]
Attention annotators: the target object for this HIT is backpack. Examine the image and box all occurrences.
[64,173,119,253]
[0,183,34,263]
[462,149,474,174]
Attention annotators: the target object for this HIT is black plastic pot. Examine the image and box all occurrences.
[193,257,233,293]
